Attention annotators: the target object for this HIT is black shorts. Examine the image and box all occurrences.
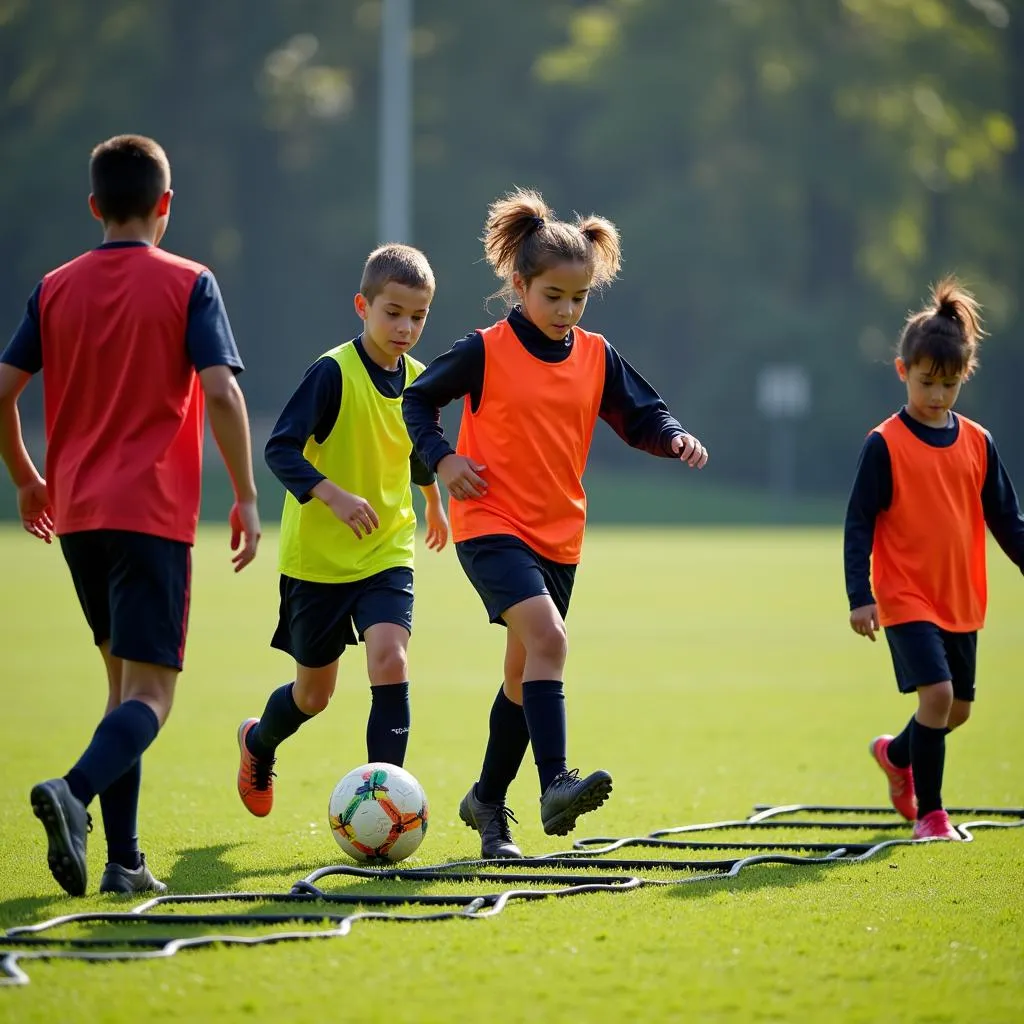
[271,567,414,669]
[884,621,978,701]
[60,529,192,671]
[456,535,577,625]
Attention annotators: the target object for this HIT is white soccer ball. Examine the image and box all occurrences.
[328,762,429,863]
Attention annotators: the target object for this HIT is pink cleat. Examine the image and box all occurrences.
[869,735,917,821]
[913,809,962,841]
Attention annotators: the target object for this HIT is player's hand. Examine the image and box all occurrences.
[850,603,879,642]
[672,433,709,469]
[424,500,449,552]
[438,454,487,500]
[17,479,54,544]
[229,498,261,572]
[320,484,380,540]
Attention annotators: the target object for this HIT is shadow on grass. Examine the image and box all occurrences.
[659,831,908,902]
[160,842,323,895]
[0,895,66,931]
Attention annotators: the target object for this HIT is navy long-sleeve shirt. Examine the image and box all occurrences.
[402,306,688,473]
[844,408,1024,609]
[265,336,435,503]
[2,244,243,375]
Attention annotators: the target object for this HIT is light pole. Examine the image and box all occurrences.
[378,0,412,243]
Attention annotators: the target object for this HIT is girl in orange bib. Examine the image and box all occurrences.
[404,189,708,858]
[844,278,1024,840]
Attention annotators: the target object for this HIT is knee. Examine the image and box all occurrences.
[367,646,409,686]
[294,674,336,715]
[918,680,954,720]
[121,669,177,727]
[527,620,568,666]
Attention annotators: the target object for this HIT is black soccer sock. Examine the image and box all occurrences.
[910,718,947,818]
[366,682,411,766]
[476,685,531,805]
[887,717,914,768]
[522,679,567,793]
[100,759,142,870]
[64,700,160,807]
[247,682,312,762]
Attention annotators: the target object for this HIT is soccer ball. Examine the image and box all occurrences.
[328,762,429,863]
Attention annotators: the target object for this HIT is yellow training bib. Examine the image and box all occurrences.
[278,341,423,583]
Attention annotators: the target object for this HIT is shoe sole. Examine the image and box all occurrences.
[237,719,272,818]
[30,782,87,897]
[543,773,613,837]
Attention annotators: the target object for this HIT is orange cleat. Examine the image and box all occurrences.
[237,718,275,817]
[869,735,917,822]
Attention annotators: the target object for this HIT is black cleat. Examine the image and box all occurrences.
[30,778,91,896]
[540,768,613,836]
[99,854,168,895]
[459,785,524,859]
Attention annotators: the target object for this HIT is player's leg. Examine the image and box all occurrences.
[355,569,415,767]
[871,623,931,822]
[238,576,349,815]
[504,556,612,838]
[944,630,977,733]
[238,659,336,817]
[476,631,530,803]
[911,678,958,839]
[30,531,111,895]
[363,623,411,765]
[33,531,185,895]
[878,622,959,838]
[459,631,530,859]
[92,532,186,893]
[95,641,145,878]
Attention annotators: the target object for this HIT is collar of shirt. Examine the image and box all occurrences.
[507,306,574,362]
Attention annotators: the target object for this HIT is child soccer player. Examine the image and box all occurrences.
[0,135,261,896]
[844,277,1024,840]
[235,245,447,816]
[402,189,708,859]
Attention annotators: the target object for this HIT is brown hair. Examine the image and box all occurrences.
[359,244,435,302]
[90,135,171,223]
[899,276,985,378]
[482,187,622,304]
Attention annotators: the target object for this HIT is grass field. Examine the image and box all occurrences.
[0,525,1021,1023]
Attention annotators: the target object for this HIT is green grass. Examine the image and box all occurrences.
[0,526,1021,1023]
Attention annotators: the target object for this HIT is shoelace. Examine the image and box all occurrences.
[250,757,276,791]
[484,806,518,843]
[549,768,580,791]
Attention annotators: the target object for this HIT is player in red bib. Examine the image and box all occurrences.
[0,135,262,895]
[844,278,1024,840]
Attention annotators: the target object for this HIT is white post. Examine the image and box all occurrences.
[378,0,412,243]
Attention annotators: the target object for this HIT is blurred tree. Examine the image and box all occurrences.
[0,0,1019,498]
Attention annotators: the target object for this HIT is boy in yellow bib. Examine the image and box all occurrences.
[236,245,447,816]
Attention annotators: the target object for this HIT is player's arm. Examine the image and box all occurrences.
[187,271,260,570]
[0,284,52,542]
[265,358,378,540]
[416,471,448,552]
[981,431,1024,574]
[402,334,488,499]
[844,432,892,641]
[598,341,708,469]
